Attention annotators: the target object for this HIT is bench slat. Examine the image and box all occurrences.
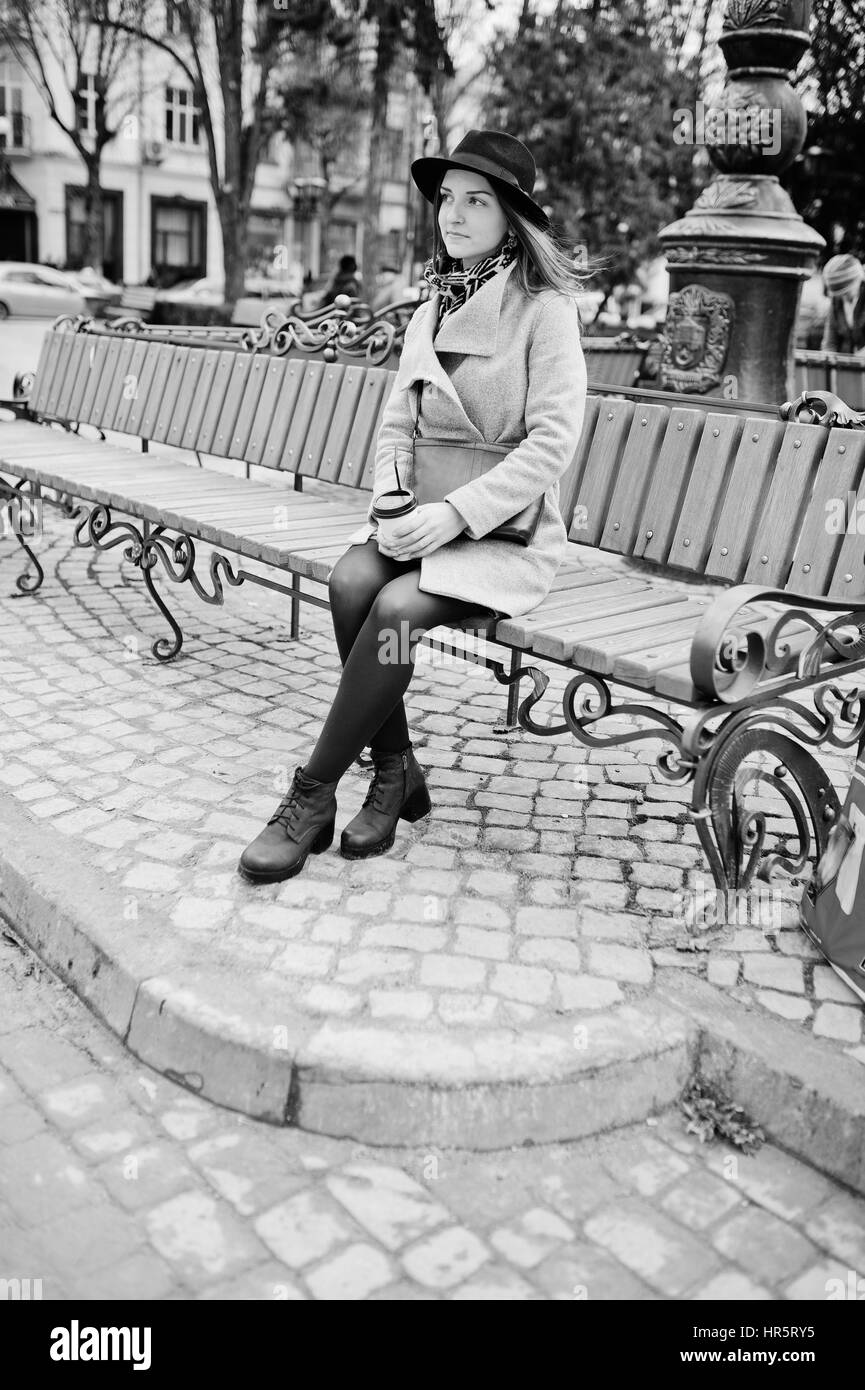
[278,361,327,473]
[64,336,101,424]
[29,332,61,417]
[572,609,714,674]
[527,592,706,661]
[151,345,192,444]
[744,421,826,588]
[244,358,298,467]
[795,425,865,594]
[90,336,128,429]
[634,407,706,565]
[191,350,237,454]
[42,334,79,419]
[561,395,601,533]
[164,349,205,445]
[206,353,254,458]
[599,404,669,554]
[569,398,635,546]
[341,369,390,489]
[296,363,347,478]
[705,418,787,582]
[359,375,397,492]
[502,579,656,645]
[666,413,743,572]
[75,337,112,423]
[53,336,91,420]
[123,342,165,437]
[99,338,138,431]
[178,351,221,450]
[318,368,366,484]
[227,355,269,459]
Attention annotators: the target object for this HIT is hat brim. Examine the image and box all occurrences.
[411,154,551,231]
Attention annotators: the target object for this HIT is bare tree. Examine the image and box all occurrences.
[107,0,335,304]
[2,0,145,271]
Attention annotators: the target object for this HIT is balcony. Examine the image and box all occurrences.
[0,111,30,154]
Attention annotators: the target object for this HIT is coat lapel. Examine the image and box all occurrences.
[395,260,518,435]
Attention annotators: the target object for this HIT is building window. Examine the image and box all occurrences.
[165,86,200,145]
[65,186,124,282]
[151,197,206,284]
[75,73,103,139]
[0,61,25,150]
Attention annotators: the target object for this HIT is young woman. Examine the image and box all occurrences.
[239,129,589,884]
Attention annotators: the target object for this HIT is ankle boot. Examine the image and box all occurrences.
[238,765,339,884]
[340,744,431,859]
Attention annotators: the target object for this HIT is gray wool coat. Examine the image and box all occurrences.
[339,258,588,619]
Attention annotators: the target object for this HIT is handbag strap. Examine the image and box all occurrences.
[412,379,423,440]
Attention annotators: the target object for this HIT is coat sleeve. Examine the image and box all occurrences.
[441,294,588,540]
[364,311,424,526]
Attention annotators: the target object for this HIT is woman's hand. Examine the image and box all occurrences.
[376,502,466,561]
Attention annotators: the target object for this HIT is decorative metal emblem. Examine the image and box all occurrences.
[661,283,735,393]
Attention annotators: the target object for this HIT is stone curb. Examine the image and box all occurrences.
[3,793,863,1165]
[0,795,691,1146]
[657,971,865,1195]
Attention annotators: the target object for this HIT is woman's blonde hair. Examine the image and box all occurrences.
[430,172,603,306]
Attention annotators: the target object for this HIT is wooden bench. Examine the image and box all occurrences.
[795,349,865,410]
[3,317,865,907]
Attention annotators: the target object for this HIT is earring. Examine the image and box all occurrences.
[505,227,518,249]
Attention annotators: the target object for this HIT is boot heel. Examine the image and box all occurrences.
[400,785,432,823]
[311,819,335,853]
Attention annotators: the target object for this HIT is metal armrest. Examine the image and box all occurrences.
[690,583,865,703]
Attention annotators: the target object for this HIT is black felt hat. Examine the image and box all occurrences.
[411,129,550,231]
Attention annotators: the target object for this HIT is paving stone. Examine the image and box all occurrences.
[420,954,487,990]
[556,975,624,1010]
[0,1132,103,1224]
[711,1207,818,1285]
[742,955,805,994]
[305,1243,394,1300]
[693,1270,772,1299]
[326,1165,449,1251]
[147,1189,266,1282]
[533,1244,660,1300]
[401,1226,490,1289]
[754,990,812,1022]
[254,1190,354,1269]
[489,1207,574,1269]
[586,942,653,985]
[813,1002,862,1043]
[489,963,553,1005]
[584,1199,722,1296]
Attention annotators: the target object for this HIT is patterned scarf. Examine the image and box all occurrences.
[422,239,517,334]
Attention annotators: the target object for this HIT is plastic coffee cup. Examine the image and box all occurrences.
[371,489,417,549]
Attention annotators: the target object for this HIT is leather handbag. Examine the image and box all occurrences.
[409,381,544,547]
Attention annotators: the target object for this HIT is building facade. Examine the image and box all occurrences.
[0,10,429,292]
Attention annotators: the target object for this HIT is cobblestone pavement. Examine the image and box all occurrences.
[3,927,864,1301]
[0,508,862,1062]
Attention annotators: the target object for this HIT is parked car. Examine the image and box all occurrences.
[157,274,301,325]
[67,265,123,316]
[0,262,88,319]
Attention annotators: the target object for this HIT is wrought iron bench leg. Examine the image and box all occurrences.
[1,477,44,594]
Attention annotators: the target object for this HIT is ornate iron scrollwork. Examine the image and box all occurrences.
[780,389,865,429]
[73,504,244,661]
[690,583,865,703]
[0,476,45,593]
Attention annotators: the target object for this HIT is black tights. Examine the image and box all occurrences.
[303,538,494,784]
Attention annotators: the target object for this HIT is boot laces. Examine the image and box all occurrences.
[363,755,405,814]
[268,774,315,837]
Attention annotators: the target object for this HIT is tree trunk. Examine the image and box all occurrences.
[219,194,248,307]
[82,159,105,272]
[361,24,393,297]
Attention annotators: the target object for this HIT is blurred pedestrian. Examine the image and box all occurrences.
[318,254,360,307]
[821,254,865,359]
